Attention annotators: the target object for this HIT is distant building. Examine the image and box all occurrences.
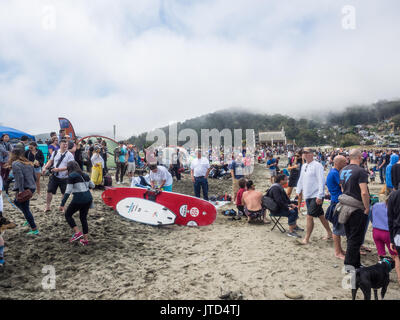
[258,127,287,146]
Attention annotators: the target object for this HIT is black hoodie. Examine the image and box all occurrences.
[387,190,400,244]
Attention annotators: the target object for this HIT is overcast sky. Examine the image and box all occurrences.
[1,0,400,139]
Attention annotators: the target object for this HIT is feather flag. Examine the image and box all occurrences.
[58,117,76,140]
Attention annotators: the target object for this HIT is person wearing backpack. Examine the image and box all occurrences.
[59,161,94,246]
[42,139,75,212]
[266,174,302,238]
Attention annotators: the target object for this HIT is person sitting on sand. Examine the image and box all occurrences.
[242,180,268,223]
[59,161,95,246]
[236,178,247,217]
[267,174,303,238]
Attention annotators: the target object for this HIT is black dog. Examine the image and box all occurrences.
[352,257,395,300]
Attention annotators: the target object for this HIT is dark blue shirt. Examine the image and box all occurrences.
[326,168,342,203]
[228,160,244,179]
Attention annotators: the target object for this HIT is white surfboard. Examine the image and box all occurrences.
[116,197,176,226]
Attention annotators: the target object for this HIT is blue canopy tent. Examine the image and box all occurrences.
[0,126,36,141]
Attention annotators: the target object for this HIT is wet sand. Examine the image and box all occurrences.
[0,163,399,300]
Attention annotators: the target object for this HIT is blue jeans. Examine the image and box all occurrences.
[271,208,298,226]
[379,166,386,183]
[14,193,36,229]
[194,177,209,200]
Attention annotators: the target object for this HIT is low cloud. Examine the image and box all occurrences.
[0,0,399,138]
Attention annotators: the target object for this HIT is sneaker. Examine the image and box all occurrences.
[287,232,301,238]
[22,221,29,227]
[0,259,4,267]
[117,182,121,185]
[294,226,304,232]
[70,232,83,243]
[27,230,39,235]
[79,239,89,246]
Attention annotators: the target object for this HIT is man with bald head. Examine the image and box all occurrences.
[340,149,370,269]
[326,155,348,260]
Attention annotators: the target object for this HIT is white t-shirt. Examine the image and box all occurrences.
[190,157,210,177]
[91,153,104,168]
[149,166,173,187]
[296,160,325,200]
[50,150,75,179]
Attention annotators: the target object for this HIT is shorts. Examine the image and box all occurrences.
[306,198,324,218]
[333,222,346,237]
[245,208,264,219]
[288,175,299,188]
[47,175,67,195]
[34,167,42,174]
[269,169,277,177]
[161,184,173,192]
[126,162,136,174]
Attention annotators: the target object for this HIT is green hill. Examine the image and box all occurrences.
[128,99,400,148]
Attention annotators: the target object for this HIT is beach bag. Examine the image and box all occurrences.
[262,188,278,212]
[262,195,278,212]
[91,164,103,185]
[104,174,112,187]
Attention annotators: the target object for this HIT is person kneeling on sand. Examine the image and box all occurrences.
[242,180,269,224]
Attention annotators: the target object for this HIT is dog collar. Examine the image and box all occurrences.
[380,258,392,269]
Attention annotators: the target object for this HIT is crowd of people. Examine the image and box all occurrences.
[2,130,400,292]
[238,145,400,285]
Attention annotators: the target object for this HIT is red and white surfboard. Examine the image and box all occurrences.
[102,187,217,227]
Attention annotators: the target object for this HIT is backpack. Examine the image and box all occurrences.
[262,188,278,212]
[104,174,112,187]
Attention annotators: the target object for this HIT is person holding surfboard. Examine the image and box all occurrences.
[149,164,173,191]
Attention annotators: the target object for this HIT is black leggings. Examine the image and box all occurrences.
[65,201,91,234]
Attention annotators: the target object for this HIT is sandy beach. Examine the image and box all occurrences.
[1,162,399,300]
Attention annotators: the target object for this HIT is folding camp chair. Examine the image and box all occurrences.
[269,211,286,233]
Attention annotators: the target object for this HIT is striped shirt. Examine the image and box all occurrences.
[61,172,94,207]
